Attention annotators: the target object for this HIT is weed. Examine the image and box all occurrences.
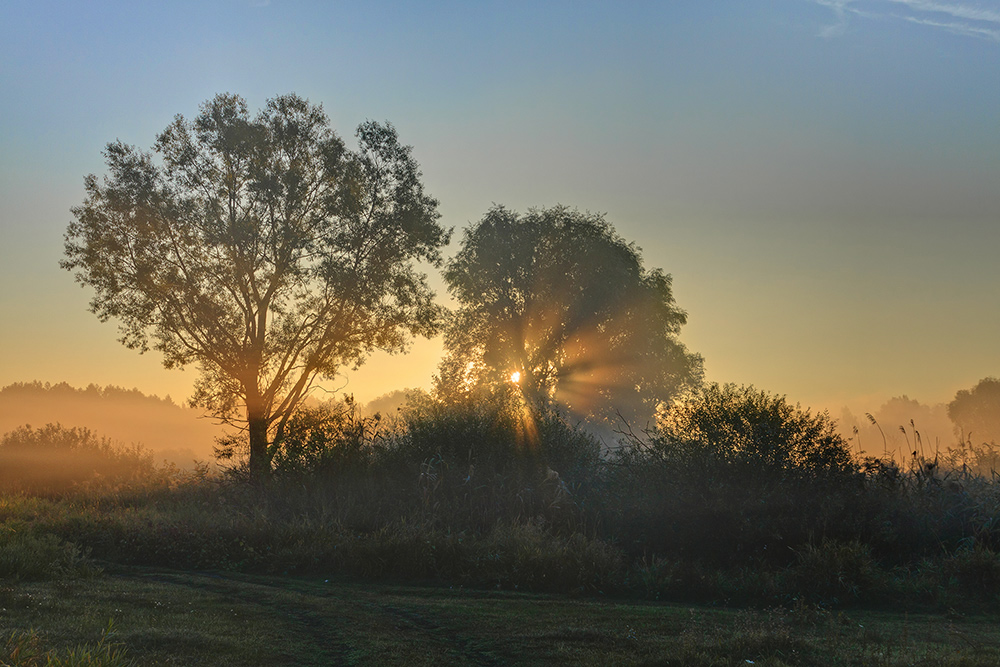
[787,540,884,604]
[2,620,133,667]
[0,523,99,581]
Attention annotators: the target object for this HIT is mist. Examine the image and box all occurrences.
[0,382,223,468]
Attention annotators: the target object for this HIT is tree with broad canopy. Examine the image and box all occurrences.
[436,205,702,426]
[62,93,450,479]
[948,377,1000,446]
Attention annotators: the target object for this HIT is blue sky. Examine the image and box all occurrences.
[1,0,998,412]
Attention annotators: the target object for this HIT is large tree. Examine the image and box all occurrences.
[948,377,1000,446]
[63,93,449,479]
[437,205,702,425]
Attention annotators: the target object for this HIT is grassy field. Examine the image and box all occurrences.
[2,567,999,666]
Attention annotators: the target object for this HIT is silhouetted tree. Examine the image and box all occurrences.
[437,205,702,425]
[948,377,1000,446]
[63,93,449,479]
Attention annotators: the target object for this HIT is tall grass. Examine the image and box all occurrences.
[3,620,133,667]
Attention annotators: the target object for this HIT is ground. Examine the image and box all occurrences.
[2,568,999,666]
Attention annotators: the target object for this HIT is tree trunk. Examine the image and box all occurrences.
[247,407,271,482]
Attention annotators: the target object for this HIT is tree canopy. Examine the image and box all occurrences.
[436,205,702,425]
[948,377,1000,446]
[62,93,449,478]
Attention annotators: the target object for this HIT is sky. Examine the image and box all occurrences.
[1,0,998,417]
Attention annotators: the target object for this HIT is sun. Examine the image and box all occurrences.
[510,371,521,384]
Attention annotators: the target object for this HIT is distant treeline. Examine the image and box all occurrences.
[0,381,222,466]
[839,378,1000,461]
[0,381,179,406]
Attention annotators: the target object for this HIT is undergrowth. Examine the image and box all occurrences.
[2,385,1000,612]
[2,620,133,667]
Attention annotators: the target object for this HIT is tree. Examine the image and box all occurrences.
[436,205,702,425]
[948,377,1000,446]
[62,93,449,479]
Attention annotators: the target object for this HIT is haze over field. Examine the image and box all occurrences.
[0,382,222,465]
[2,1,998,427]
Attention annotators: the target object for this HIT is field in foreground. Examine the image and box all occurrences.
[2,568,999,666]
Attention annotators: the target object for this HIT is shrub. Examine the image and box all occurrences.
[605,384,861,564]
[377,394,604,532]
[0,522,98,580]
[399,391,601,479]
[786,539,884,603]
[627,555,718,601]
[270,399,382,477]
[654,383,854,475]
[943,546,1000,600]
[0,424,154,494]
[467,521,624,593]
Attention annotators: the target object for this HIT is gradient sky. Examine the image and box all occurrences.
[1,0,998,415]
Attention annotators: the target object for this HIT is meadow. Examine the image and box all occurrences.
[2,385,1000,665]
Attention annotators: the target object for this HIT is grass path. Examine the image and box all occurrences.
[2,568,999,665]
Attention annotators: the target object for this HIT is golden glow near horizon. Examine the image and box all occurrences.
[1,2,998,424]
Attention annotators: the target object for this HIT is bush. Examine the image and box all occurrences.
[786,540,884,603]
[654,383,854,475]
[0,424,154,493]
[605,384,861,564]
[943,546,1000,600]
[270,399,382,477]
[467,521,624,593]
[399,391,601,479]
[0,522,98,580]
[379,394,604,532]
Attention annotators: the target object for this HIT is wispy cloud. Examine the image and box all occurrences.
[902,15,1000,39]
[885,0,1000,24]
[814,0,853,37]
[814,0,873,37]
[813,0,1000,41]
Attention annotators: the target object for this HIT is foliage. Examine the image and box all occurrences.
[462,521,624,593]
[62,93,449,478]
[606,384,859,565]
[8,385,1000,611]
[652,383,855,475]
[942,439,1000,477]
[0,522,98,581]
[269,398,382,477]
[938,545,1000,600]
[437,205,702,425]
[399,389,602,479]
[787,540,884,603]
[0,381,176,407]
[0,424,154,493]
[948,377,1000,447]
[209,395,386,477]
[3,621,133,667]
